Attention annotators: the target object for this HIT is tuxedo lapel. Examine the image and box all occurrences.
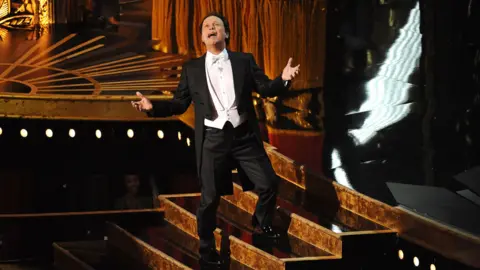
[228,51,245,99]
[193,54,208,92]
[191,55,213,110]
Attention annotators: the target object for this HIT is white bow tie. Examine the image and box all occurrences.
[211,54,226,65]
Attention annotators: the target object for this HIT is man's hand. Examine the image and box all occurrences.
[281,57,300,81]
[131,92,153,112]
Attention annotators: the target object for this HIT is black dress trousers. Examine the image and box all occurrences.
[196,121,279,255]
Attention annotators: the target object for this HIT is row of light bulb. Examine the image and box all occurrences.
[398,249,436,269]
[0,128,165,139]
[0,127,191,146]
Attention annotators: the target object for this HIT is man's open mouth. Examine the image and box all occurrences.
[208,33,217,38]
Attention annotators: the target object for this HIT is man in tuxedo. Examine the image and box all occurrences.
[132,12,299,267]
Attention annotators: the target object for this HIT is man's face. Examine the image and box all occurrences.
[201,16,228,47]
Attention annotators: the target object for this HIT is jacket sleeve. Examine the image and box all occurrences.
[248,53,290,98]
[147,67,192,117]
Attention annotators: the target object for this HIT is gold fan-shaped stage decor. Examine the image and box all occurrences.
[1,0,34,29]
[0,32,187,120]
[0,0,52,29]
[0,13,34,29]
[0,0,10,20]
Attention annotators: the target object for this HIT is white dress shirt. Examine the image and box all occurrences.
[204,49,246,129]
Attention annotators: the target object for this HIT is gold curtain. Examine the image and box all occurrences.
[258,0,325,89]
[304,0,325,88]
[152,0,326,89]
[175,0,189,55]
[259,0,284,79]
[241,0,260,59]
[220,0,241,52]
[152,0,173,53]
[191,0,210,56]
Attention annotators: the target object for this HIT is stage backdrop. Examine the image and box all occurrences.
[152,0,326,90]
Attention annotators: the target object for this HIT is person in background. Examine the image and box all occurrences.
[114,174,156,210]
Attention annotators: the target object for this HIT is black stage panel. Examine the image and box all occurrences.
[457,189,480,207]
[387,182,480,236]
[454,166,480,197]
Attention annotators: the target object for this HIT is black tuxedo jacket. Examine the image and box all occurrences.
[148,50,289,191]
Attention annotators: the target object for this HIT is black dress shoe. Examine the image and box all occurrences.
[251,215,281,239]
[199,248,222,269]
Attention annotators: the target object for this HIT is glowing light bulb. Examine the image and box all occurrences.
[20,129,28,138]
[95,129,102,139]
[398,250,404,260]
[157,130,164,139]
[127,129,134,138]
[413,257,420,267]
[45,129,53,138]
[177,131,182,140]
[186,138,191,147]
[0,127,3,136]
[69,129,76,138]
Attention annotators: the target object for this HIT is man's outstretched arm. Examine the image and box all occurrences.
[249,54,300,98]
[132,68,192,117]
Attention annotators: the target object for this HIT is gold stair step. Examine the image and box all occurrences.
[106,222,192,270]
[53,241,107,270]
[160,195,342,269]
[225,182,397,258]
[107,219,252,270]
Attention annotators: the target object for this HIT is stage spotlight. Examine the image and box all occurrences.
[157,130,164,139]
[413,256,420,267]
[430,264,436,270]
[20,129,28,138]
[95,129,102,139]
[69,129,76,138]
[398,250,404,260]
[178,131,182,140]
[46,129,53,138]
[186,138,191,147]
[127,129,134,138]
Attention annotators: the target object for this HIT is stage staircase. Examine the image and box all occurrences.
[52,175,399,270]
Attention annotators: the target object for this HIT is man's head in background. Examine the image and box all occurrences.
[124,174,140,195]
